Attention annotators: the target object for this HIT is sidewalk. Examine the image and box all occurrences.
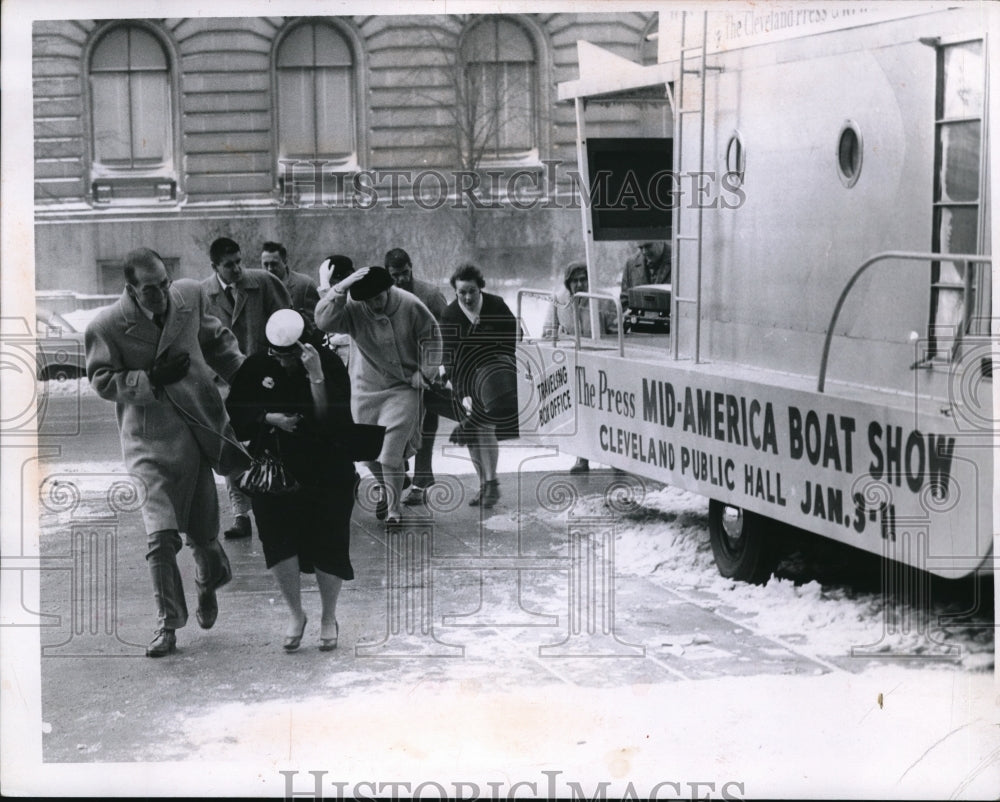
[39,454,835,762]
[31,428,999,799]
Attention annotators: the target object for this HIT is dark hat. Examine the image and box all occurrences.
[564,260,588,290]
[350,266,395,301]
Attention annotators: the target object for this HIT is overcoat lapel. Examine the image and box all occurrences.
[155,286,193,358]
[119,291,160,351]
[231,279,247,322]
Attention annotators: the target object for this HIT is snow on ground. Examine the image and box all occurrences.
[35,466,999,798]
[37,375,96,398]
[40,457,995,670]
[542,485,995,670]
[167,479,1000,798]
[58,306,106,333]
[32,303,998,797]
[170,666,998,799]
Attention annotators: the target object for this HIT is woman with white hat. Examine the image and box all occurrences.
[225,309,363,652]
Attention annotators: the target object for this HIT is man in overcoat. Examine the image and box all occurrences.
[201,236,291,539]
[261,240,320,319]
[619,240,671,310]
[86,248,248,656]
[314,266,442,524]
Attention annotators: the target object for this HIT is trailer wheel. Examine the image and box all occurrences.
[708,500,774,585]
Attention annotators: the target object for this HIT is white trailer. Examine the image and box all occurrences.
[515,4,995,584]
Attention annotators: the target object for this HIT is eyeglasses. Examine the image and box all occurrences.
[136,278,172,299]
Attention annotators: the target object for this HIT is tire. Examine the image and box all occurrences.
[708,499,775,585]
[41,364,80,382]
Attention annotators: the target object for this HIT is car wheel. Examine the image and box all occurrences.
[708,499,775,585]
[41,364,80,382]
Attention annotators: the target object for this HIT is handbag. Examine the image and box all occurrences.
[423,380,461,421]
[475,357,518,418]
[333,422,387,462]
[448,415,478,445]
[236,428,300,496]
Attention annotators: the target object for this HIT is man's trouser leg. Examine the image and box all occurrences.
[190,536,232,591]
[146,529,187,630]
[412,409,439,488]
[226,475,252,518]
[187,468,232,629]
[217,377,251,528]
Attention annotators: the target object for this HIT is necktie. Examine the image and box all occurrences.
[225,286,236,309]
[153,313,165,329]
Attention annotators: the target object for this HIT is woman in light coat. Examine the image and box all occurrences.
[315,266,441,524]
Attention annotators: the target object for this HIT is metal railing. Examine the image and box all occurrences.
[516,288,556,339]
[516,288,626,357]
[817,250,992,393]
[570,291,625,357]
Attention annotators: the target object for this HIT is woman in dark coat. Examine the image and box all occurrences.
[440,263,519,509]
[225,310,357,652]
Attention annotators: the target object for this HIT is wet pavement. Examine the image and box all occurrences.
[24,389,995,796]
[39,459,848,764]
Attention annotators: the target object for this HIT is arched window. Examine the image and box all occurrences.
[460,17,538,161]
[89,25,172,171]
[276,22,356,162]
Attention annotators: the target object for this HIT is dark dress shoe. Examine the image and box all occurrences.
[319,620,339,652]
[283,616,307,652]
[569,458,590,474]
[146,628,176,657]
[480,479,500,509]
[402,486,426,506]
[195,553,231,629]
[223,515,252,539]
[196,586,218,629]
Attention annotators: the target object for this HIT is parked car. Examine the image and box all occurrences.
[36,308,86,381]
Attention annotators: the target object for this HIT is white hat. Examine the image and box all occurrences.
[265,309,305,349]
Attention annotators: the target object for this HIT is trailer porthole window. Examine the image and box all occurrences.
[725,132,745,184]
[837,122,863,187]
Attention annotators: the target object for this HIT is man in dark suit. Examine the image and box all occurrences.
[201,236,292,539]
[261,240,320,320]
[86,248,247,656]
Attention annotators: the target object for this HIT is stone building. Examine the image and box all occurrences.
[32,13,662,294]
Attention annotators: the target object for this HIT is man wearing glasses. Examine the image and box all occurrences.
[85,248,248,657]
[201,236,292,540]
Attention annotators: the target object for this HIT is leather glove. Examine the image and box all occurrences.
[149,351,190,389]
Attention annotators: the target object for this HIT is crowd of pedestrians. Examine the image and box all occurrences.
[85,236,663,657]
